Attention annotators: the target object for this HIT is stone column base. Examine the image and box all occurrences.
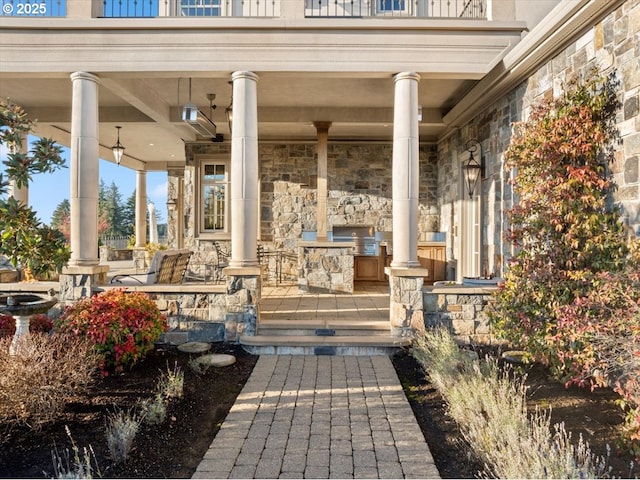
[224,266,261,340]
[386,267,428,337]
[59,265,110,302]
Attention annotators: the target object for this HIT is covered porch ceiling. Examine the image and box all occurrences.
[0,17,529,171]
[0,73,480,171]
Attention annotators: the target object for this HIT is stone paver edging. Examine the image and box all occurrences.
[193,355,440,479]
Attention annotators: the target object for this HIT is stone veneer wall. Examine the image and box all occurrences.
[260,143,439,243]
[423,287,495,345]
[298,245,354,293]
[176,142,440,281]
[438,0,640,279]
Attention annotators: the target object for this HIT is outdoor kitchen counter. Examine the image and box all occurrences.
[297,240,354,248]
[297,241,356,293]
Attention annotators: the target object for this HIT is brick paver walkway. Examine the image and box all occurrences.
[192,355,440,479]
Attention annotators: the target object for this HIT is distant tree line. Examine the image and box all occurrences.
[50,180,164,241]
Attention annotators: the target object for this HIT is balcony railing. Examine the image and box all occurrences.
[306,0,486,18]
[102,0,485,18]
[102,0,281,17]
[0,0,485,18]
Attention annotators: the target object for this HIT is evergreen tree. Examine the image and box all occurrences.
[123,190,136,236]
[101,181,126,236]
[50,199,70,231]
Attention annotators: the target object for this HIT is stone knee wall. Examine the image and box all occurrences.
[423,287,496,344]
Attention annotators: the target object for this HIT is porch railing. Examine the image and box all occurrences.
[99,235,168,249]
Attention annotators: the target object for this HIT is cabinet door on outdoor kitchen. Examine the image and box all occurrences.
[417,246,446,285]
[354,256,381,281]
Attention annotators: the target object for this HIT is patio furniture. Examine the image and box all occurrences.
[257,244,284,285]
[213,242,230,283]
[110,249,192,285]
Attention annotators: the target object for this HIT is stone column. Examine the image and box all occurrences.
[66,0,102,18]
[391,72,421,268]
[167,169,184,249]
[314,121,331,241]
[7,132,28,205]
[280,0,304,19]
[225,71,261,341]
[386,72,428,338]
[69,71,100,267]
[61,72,108,300]
[135,170,147,248]
[7,179,28,206]
[229,71,259,268]
[132,170,148,270]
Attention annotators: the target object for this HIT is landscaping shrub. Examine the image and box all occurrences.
[105,408,140,464]
[0,314,13,337]
[0,333,99,431]
[51,426,102,479]
[412,328,611,478]
[0,313,54,338]
[488,67,640,453]
[551,258,640,456]
[55,289,167,375]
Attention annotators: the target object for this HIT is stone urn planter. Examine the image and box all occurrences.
[0,293,57,354]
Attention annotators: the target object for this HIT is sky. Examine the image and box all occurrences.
[1,138,168,226]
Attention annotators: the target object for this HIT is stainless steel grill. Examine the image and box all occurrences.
[332,225,378,256]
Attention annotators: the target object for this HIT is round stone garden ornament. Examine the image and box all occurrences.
[177,342,211,354]
[194,354,236,367]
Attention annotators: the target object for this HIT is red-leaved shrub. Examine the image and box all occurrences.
[0,313,54,338]
[489,69,640,456]
[55,289,167,375]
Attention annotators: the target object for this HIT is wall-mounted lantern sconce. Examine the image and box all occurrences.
[462,139,483,197]
[111,126,125,166]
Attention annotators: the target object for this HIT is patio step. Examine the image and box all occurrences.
[239,333,410,356]
[256,320,391,337]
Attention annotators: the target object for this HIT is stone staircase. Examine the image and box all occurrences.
[239,318,410,355]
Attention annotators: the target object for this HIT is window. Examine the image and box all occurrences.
[180,0,222,17]
[201,161,229,233]
[379,0,406,13]
[380,0,404,10]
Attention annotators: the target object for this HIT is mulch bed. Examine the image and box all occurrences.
[0,343,636,479]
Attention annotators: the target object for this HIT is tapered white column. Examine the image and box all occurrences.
[7,133,28,205]
[69,71,100,266]
[230,71,259,267]
[135,170,147,248]
[391,72,420,268]
[7,180,28,206]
